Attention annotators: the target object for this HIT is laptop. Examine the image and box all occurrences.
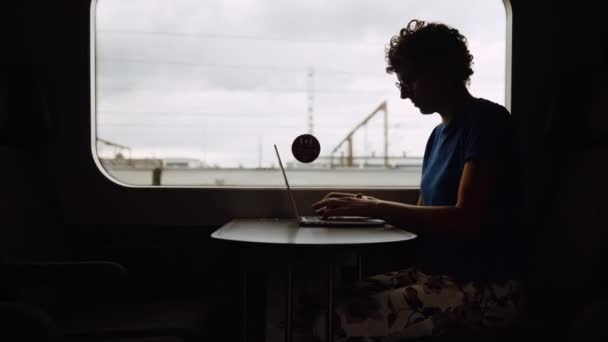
[274,144,385,227]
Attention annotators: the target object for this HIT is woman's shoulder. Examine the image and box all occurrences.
[470,98,510,120]
[463,98,511,130]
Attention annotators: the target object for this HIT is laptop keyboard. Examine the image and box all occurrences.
[300,216,368,223]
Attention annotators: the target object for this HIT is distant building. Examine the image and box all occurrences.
[100,157,205,169]
[100,158,162,169]
[162,158,203,169]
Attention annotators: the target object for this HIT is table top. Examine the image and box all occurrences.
[211,219,417,245]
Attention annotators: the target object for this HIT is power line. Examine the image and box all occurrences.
[96,109,400,119]
[97,57,383,75]
[99,123,314,129]
[97,86,393,95]
[99,122,411,129]
[97,29,385,46]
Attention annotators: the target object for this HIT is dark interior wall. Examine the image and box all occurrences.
[0,3,65,259]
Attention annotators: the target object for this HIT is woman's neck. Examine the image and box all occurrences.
[438,86,475,126]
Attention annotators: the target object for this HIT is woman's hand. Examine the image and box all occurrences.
[317,192,378,201]
[312,192,382,218]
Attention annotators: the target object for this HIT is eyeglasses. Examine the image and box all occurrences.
[395,79,413,92]
[395,73,415,92]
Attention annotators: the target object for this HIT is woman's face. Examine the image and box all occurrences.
[396,65,447,115]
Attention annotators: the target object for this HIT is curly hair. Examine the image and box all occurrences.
[385,20,474,85]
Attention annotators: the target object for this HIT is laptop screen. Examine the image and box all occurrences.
[274,144,301,220]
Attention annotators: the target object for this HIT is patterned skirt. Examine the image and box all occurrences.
[312,266,525,341]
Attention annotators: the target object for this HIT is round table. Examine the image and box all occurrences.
[211,219,417,342]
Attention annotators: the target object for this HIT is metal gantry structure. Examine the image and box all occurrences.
[96,138,131,159]
[329,100,388,168]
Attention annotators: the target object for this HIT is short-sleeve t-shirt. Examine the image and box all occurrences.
[419,98,522,281]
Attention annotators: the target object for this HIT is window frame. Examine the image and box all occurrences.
[89,0,512,194]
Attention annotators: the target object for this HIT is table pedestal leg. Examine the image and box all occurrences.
[286,263,293,342]
[242,270,248,342]
[327,260,334,342]
[357,254,363,281]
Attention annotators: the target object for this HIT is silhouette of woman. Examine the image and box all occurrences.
[312,19,524,341]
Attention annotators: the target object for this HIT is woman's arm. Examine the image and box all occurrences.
[313,159,497,239]
[376,160,496,237]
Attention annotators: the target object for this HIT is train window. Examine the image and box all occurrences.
[92,0,507,187]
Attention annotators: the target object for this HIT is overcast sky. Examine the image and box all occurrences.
[94,0,506,167]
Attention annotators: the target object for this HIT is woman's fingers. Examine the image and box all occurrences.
[314,192,360,209]
[313,192,364,207]
[312,195,378,218]
[314,198,360,216]
[312,200,325,210]
[312,197,339,210]
[321,206,354,218]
